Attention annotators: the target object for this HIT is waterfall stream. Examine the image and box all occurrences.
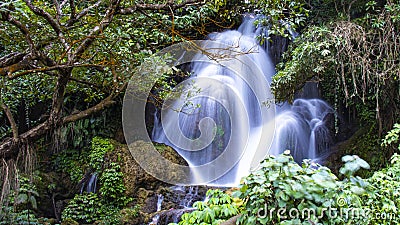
[152,15,333,186]
[80,172,98,194]
[149,194,164,225]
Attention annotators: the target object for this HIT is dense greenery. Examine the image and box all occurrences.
[171,189,242,225]
[175,124,400,224]
[272,0,399,135]
[58,137,134,224]
[177,152,400,224]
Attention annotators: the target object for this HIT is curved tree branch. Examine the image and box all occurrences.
[24,0,70,50]
[1,12,35,51]
[0,103,18,140]
[117,0,206,14]
[73,0,120,61]
[66,0,103,26]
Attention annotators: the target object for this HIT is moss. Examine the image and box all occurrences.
[326,125,389,178]
[60,218,79,225]
[119,207,141,225]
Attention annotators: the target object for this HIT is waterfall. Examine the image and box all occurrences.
[80,172,98,194]
[152,14,333,185]
[271,99,333,162]
[149,194,164,225]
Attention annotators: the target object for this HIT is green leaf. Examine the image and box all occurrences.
[16,193,28,204]
[30,195,37,209]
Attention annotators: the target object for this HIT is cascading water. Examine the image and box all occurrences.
[149,194,164,225]
[271,99,333,162]
[80,172,98,194]
[152,14,333,185]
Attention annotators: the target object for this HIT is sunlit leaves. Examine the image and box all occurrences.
[172,189,242,225]
[245,0,309,39]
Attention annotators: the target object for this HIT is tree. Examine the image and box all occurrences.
[0,0,233,160]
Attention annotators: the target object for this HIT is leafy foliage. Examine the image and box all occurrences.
[60,137,134,224]
[89,137,115,171]
[99,162,132,207]
[363,153,400,224]
[272,1,400,134]
[62,193,103,224]
[0,175,43,225]
[382,123,400,150]
[53,148,88,183]
[170,189,242,225]
[236,151,370,224]
[244,0,309,40]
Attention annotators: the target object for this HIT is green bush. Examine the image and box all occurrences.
[61,137,134,225]
[362,153,400,225]
[0,175,43,225]
[170,189,242,225]
[99,162,132,207]
[89,137,115,171]
[53,148,87,183]
[61,193,122,224]
[236,151,371,225]
[62,193,103,224]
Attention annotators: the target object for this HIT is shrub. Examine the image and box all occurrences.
[236,151,371,225]
[170,189,242,225]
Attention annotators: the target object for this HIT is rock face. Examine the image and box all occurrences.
[108,141,206,224]
[154,208,195,224]
[107,141,188,197]
[219,215,241,225]
[142,186,209,224]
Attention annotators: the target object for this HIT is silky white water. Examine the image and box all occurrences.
[152,15,333,185]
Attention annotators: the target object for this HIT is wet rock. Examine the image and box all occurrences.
[220,215,241,225]
[106,141,188,197]
[120,209,145,225]
[137,188,157,213]
[159,186,208,210]
[60,218,79,225]
[154,208,195,224]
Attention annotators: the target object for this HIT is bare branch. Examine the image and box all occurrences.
[118,0,205,14]
[0,103,18,140]
[66,0,103,26]
[0,54,34,77]
[1,12,35,51]
[6,63,104,79]
[68,0,75,22]
[0,52,26,68]
[63,95,116,123]
[24,0,70,50]
[53,0,61,23]
[73,0,121,60]
[44,71,102,89]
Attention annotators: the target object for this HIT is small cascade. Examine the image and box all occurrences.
[149,194,164,225]
[176,186,199,208]
[150,186,208,224]
[157,194,164,211]
[80,172,98,194]
[271,99,333,162]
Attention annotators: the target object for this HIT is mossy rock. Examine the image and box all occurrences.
[326,125,386,177]
[120,208,143,225]
[61,218,79,225]
[105,140,188,196]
